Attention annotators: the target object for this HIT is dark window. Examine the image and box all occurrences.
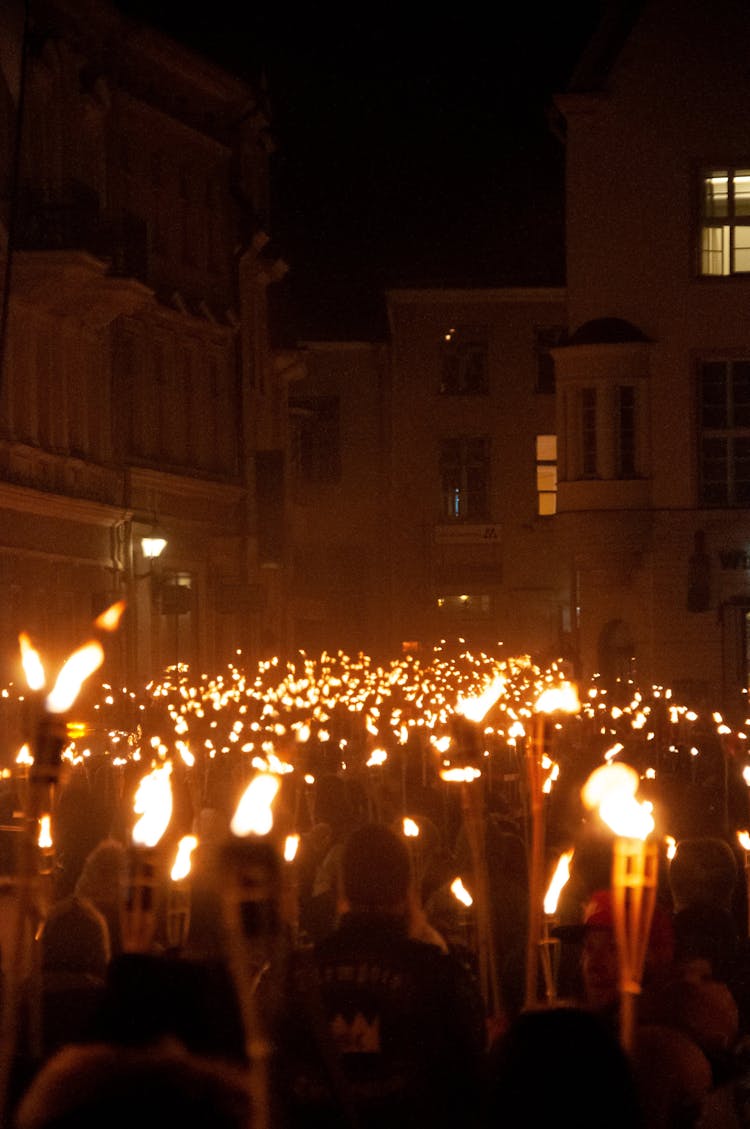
[440,327,488,394]
[289,396,341,484]
[699,360,750,505]
[439,437,490,520]
[535,326,566,393]
[581,388,598,478]
[617,385,637,478]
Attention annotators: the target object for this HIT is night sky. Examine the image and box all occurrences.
[114,3,607,340]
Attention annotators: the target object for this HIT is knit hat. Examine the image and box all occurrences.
[341,822,411,909]
[554,887,675,970]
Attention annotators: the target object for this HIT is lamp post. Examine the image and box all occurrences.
[132,525,168,680]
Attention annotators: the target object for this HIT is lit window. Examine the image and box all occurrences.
[440,327,488,394]
[536,435,557,515]
[435,594,491,618]
[699,359,750,506]
[700,168,750,275]
[439,437,490,520]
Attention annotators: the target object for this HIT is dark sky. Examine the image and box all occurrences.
[115,4,607,339]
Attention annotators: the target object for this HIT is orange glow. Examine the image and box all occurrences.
[170,834,198,880]
[230,773,279,837]
[451,877,473,906]
[46,641,104,714]
[19,634,45,691]
[582,762,654,840]
[94,600,127,633]
[544,848,573,915]
[132,763,173,848]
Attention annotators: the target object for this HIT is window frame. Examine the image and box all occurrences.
[439,326,489,396]
[439,436,491,521]
[698,358,750,506]
[699,166,750,277]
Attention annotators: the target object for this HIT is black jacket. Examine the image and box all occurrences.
[277,912,487,1129]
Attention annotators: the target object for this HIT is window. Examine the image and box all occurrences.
[535,326,566,393]
[436,593,491,619]
[699,359,750,505]
[581,388,598,477]
[536,435,557,515]
[440,327,488,394]
[439,437,490,520]
[289,396,341,484]
[700,168,750,275]
[616,385,637,478]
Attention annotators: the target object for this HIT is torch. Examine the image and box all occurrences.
[441,674,506,1024]
[166,833,198,952]
[581,761,657,1054]
[524,681,579,1010]
[218,771,283,1129]
[0,602,124,1125]
[540,847,573,1005]
[121,762,173,953]
[737,829,750,940]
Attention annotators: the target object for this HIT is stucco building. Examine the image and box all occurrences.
[0,0,289,693]
[553,0,750,715]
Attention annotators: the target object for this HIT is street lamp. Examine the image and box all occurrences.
[141,534,167,562]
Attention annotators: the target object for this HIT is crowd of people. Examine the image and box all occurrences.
[3,758,750,1129]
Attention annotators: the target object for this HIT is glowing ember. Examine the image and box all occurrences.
[132,762,173,848]
[170,834,198,880]
[231,772,280,837]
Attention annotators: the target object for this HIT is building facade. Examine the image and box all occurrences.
[554,0,750,716]
[289,291,568,663]
[0,0,289,698]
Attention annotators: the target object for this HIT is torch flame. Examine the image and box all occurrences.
[284,833,300,862]
[16,744,33,766]
[230,772,280,837]
[544,848,574,915]
[451,876,473,907]
[738,830,750,852]
[19,634,45,691]
[439,766,481,783]
[581,762,654,840]
[45,641,104,714]
[94,600,127,633]
[132,762,173,847]
[38,814,52,849]
[455,675,505,723]
[170,834,198,881]
[535,681,580,715]
[403,817,420,838]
